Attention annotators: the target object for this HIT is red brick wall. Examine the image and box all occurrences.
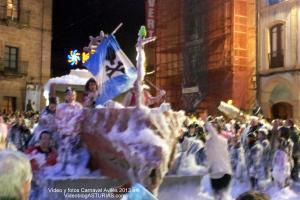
[154,0,183,110]
[232,0,256,111]
[151,0,256,113]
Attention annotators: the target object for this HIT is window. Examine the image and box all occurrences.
[269,24,284,68]
[4,46,19,71]
[268,0,284,6]
[2,96,17,113]
[184,0,202,42]
[6,0,19,20]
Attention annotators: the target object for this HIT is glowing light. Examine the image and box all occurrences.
[189,115,198,124]
[67,50,81,66]
[7,0,14,9]
[82,52,90,64]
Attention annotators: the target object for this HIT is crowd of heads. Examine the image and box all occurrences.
[0,82,299,199]
[0,81,101,199]
[179,109,300,194]
[0,111,39,132]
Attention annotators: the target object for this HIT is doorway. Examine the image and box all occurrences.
[271,102,293,119]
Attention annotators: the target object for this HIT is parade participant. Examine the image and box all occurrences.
[278,127,294,161]
[241,116,262,151]
[229,136,247,182]
[180,123,203,141]
[8,115,31,151]
[257,128,271,179]
[122,81,166,107]
[83,78,99,108]
[178,117,190,143]
[285,119,300,181]
[39,97,57,131]
[55,87,83,135]
[28,97,58,146]
[170,120,206,175]
[54,87,89,176]
[62,87,82,107]
[268,119,281,155]
[0,150,32,200]
[201,111,232,200]
[272,137,292,188]
[43,97,57,114]
[26,130,57,172]
[246,132,264,190]
[25,130,57,199]
[0,115,8,150]
[273,126,294,187]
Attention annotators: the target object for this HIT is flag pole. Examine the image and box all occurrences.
[111,23,123,35]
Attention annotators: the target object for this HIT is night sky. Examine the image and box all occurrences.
[51,0,145,77]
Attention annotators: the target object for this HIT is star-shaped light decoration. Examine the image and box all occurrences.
[67,50,81,66]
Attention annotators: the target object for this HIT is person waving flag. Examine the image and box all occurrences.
[84,35,137,105]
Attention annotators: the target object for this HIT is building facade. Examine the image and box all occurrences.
[146,0,256,114]
[258,0,300,121]
[0,0,52,113]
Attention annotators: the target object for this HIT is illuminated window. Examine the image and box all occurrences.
[6,0,19,20]
[4,46,19,71]
[269,24,284,68]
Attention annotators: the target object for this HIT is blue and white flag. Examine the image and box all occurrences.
[84,35,137,105]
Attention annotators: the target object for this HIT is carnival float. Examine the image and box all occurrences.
[41,25,189,200]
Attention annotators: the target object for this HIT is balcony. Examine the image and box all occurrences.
[0,59,28,77]
[269,50,284,68]
[0,6,30,27]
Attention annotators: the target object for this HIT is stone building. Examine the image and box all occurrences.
[0,0,52,113]
[257,0,300,121]
[146,0,256,113]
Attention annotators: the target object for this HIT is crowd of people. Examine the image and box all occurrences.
[175,109,300,199]
[0,78,94,199]
[0,78,299,200]
[0,77,167,199]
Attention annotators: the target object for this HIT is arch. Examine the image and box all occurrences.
[270,84,293,103]
[260,76,296,118]
[266,20,286,29]
[271,102,293,119]
[261,75,296,96]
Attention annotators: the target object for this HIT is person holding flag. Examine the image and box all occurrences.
[84,25,162,108]
[83,30,137,106]
[83,78,99,109]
